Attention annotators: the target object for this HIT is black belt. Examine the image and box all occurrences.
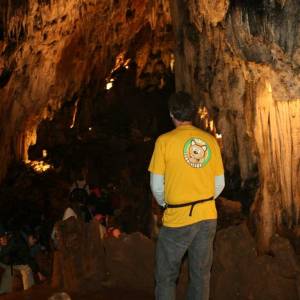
[166,196,214,216]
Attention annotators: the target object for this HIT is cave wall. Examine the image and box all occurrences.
[0,0,173,181]
[170,0,300,250]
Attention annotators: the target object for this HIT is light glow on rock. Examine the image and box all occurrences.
[106,80,114,90]
[25,160,53,173]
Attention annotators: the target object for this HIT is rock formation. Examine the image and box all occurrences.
[170,0,300,250]
[1,0,300,251]
[51,218,300,300]
[0,0,173,179]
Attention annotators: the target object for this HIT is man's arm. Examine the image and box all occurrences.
[215,174,225,199]
[150,173,166,207]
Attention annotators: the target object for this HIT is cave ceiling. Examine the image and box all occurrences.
[0,0,173,181]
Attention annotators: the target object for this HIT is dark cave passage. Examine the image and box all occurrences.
[0,56,175,234]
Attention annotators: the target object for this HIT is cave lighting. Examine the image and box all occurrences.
[198,105,223,142]
[123,58,131,69]
[88,127,92,131]
[105,54,131,90]
[198,106,208,120]
[209,120,214,132]
[113,52,126,71]
[42,149,47,158]
[106,79,114,90]
[112,53,131,73]
[25,160,53,173]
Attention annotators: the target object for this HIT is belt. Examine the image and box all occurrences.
[166,196,214,216]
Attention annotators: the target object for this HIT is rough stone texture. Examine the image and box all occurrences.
[51,217,106,292]
[169,0,300,250]
[0,0,173,181]
[103,232,155,291]
[211,223,300,300]
[50,218,300,300]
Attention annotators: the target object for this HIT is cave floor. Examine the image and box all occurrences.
[0,282,154,300]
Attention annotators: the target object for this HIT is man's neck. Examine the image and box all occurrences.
[174,120,192,128]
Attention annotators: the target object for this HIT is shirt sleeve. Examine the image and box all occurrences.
[148,136,166,175]
[215,174,225,198]
[212,138,224,176]
[150,173,166,207]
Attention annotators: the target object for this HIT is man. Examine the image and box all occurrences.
[148,91,225,300]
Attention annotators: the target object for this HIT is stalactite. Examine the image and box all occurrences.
[21,125,37,161]
[0,0,29,43]
[0,0,174,184]
[149,0,171,31]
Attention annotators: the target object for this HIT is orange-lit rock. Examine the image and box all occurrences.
[0,0,173,181]
[169,0,300,250]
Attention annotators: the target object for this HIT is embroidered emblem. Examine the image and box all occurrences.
[183,138,211,168]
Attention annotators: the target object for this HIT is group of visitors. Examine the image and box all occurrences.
[51,173,122,248]
[0,225,47,294]
[0,174,122,295]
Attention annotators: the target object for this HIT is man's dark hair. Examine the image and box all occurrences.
[168,91,196,121]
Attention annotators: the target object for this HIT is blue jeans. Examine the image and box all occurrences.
[155,219,217,300]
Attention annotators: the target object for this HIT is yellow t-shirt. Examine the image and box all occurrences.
[148,124,224,227]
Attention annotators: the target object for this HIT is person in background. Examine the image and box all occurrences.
[92,210,121,240]
[69,171,91,222]
[51,197,81,248]
[93,212,107,240]
[26,232,47,282]
[0,229,35,294]
[69,171,89,196]
[148,91,225,300]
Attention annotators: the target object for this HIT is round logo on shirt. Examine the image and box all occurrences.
[183,138,211,168]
